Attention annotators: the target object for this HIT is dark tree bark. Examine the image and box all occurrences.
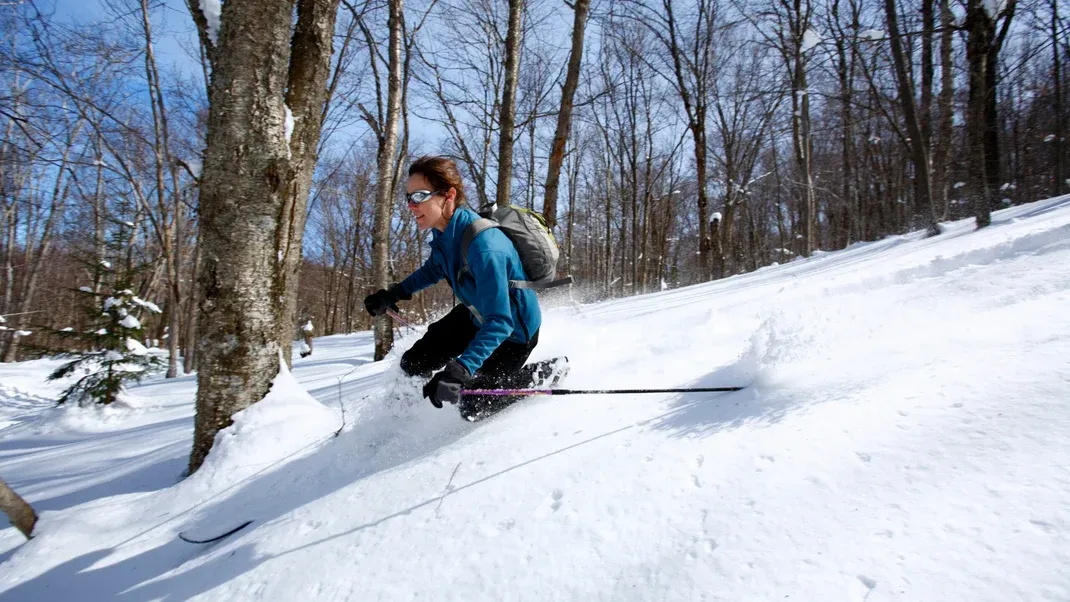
[920,0,935,152]
[188,0,341,474]
[1052,0,1064,196]
[964,0,1015,229]
[884,0,940,235]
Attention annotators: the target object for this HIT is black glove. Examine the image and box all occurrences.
[422,360,473,408]
[363,284,410,317]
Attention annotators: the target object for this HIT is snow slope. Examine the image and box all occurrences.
[1,197,1069,601]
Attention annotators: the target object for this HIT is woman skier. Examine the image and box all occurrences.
[363,156,562,420]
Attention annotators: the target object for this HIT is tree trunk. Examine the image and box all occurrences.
[965,0,993,228]
[920,0,934,151]
[792,61,816,255]
[526,121,536,210]
[661,0,711,277]
[495,0,524,207]
[1055,0,1065,196]
[184,233,201,374]
[542,0,591,230]
[139,0,182,378]
[0,478,36,539]
[188,0,341,474]
[983,43,1002,197]
[933,0,954,218]
[884,0,940,235]
[372,0,405,361]
[833,0,858,243]
[277,0,342,366]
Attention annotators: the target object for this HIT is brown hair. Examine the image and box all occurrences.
[408,156,466,205]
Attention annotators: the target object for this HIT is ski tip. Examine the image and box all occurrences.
[178,519,254,544]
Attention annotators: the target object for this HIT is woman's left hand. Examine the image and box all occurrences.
[423,360,473,408]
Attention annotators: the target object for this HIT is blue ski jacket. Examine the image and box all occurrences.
[399,207,541,374]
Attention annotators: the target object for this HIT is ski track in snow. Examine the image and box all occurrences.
[0,197,1069,600]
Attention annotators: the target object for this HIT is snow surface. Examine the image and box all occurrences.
[284,105,295,157]
[2,197,1070,600]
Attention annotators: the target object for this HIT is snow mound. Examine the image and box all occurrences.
[191,353,339,491]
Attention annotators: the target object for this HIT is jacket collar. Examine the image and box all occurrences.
[430,206,478,251]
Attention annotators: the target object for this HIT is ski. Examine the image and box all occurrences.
[178,519,254,544]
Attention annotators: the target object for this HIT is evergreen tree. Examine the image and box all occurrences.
[47,285,163,405]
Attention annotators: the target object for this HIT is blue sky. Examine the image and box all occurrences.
[49,0,204,79]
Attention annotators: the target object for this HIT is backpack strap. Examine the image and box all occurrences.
[459,218,499,282]
[509,275,575,290]
[458,219,499,325]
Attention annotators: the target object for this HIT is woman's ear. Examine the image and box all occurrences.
[442,187,457,218]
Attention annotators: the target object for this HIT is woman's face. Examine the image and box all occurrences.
[406,174,455,232]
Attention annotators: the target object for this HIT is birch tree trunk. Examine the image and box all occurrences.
[933,0,954,218]
[0,478,35,539]
[188,0,340,474]
[372,0,404,361]
[495,0,524,207]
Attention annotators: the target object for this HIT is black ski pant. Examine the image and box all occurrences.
[400,304,539,392]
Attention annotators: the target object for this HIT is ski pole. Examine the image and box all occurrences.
[385,308,416,330]
[462,385,746,397]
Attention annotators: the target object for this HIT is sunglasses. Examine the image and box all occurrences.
[404,189,447,205]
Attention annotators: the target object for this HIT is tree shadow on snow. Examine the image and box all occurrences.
[0,417,192,511]
[0,539,264,602]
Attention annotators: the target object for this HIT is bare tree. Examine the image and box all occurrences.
[412,0,504,207]
[883,0,941,235]
[543,0,592,230]
[1052,0,1064,196]
[137,0,186,377]
[633,0,719,276]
